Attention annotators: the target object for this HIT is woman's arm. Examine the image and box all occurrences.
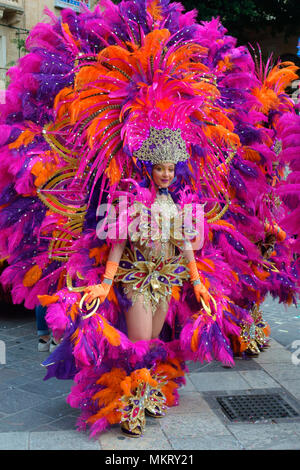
[182,242,210,307]
[182,241,195,263]
[107,239,127,264]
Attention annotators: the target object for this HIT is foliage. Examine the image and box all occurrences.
[181,0,300,41]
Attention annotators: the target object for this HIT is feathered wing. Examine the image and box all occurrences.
[0,0,299,435]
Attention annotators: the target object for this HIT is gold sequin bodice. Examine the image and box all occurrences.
[128,193,183,260]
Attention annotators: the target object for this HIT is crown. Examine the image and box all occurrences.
[133,127,190,164]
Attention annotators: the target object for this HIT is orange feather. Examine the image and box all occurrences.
[37,294,59,306]
[89,246,109,265]
[9,129,37,149]
[23,265,42,287]
[241,147,261,162]
[101,319,121,347]
[191,327,199,352]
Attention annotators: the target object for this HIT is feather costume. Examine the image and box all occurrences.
[0,0,299,436]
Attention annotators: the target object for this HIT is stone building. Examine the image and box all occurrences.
[0,0,97,86]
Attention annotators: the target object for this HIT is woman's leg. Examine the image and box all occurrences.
[124,293,153,342]
[35,305,50,340]
[151,299,169,339]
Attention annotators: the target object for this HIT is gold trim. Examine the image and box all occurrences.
[43,120,78,165]
[66,271,87,292]
[37,167,87,218]
[79,293,100,319]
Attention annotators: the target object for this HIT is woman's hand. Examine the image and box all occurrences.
[193,283,210,307]
[186,259,210,308]
[83,282,111,304]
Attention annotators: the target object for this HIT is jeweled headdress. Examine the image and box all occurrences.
[133,127,190,164]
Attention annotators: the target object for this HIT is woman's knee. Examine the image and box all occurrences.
[128,333,152,342]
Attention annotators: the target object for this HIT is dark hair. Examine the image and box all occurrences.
[135,159,198,203]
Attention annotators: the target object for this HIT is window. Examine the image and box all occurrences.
[54,0,91,12]
[0,35,7,68]
[0,35,7,100]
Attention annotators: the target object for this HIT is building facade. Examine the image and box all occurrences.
[0,0,96,87]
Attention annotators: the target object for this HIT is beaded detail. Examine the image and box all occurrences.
[134,127,190,164]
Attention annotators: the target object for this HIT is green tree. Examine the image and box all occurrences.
[5,34,29,87]
[182,0,300,41]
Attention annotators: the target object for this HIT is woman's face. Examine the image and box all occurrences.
[152,162,175,188]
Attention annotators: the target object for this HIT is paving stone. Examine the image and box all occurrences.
[4,370,46,387]
[5,350,38,366]
[45,414,78,431]
[99,426,172,450]
[0,321,32,331]
[6,337,38,350]
[189,371,251,392]
[0,367,19,384]
[259,363,300,382]
[0,432,29,450]
[0,409,52,432]
[168,392,211,415]
[32,396,73,420]
[0,387,47,414]
[170,435,245,450]
[268,324,300,349]
[253,347,293,364]
[160,412,230,439]
[180,375,197,393]
[29,430,101,450]
[238,370,280,389]
[18,378,72,399]
[280,380,300,400]
[29,424,59,432]
[189,358,262,372]
[10,358,48,373]
[3,327,36,339]
[0,334,17,349]
[264,338,288,349]
[227,422,300,450]
[187,361,223,373]
[6,345,42,360]
[229,358,262,371]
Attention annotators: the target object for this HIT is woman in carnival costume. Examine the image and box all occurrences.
[0,0,299,438]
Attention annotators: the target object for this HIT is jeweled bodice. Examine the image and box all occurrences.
[128,193,188,260]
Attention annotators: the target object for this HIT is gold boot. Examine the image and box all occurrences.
[145,388,167,418]
[120,420,143,438]
[120,382,147,438]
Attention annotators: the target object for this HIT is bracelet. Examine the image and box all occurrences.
[103,278,113,285]
[193,279,201,286]
[79,293,100,320]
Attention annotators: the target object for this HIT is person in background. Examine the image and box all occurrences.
[36,304,58,352]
